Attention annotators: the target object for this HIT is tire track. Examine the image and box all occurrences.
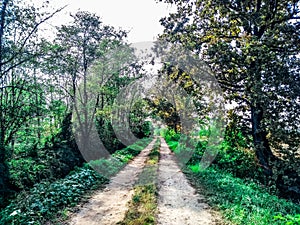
[156,137,220,225]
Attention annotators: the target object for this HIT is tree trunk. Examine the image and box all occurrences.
[0,131,9,202]
[251,105,273,176]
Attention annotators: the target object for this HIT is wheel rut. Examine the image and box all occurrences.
[156,137,219,225]
[67,139,157,225]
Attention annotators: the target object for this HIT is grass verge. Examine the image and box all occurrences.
[163,137,300,225]
[89,138,153,177]
[185,165,300,225]
[118,138,160,225]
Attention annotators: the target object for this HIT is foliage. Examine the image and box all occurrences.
[7,111,84,193]
[0,0,65,200]
[9,158,47,190]
[215,140,259,179]
[54,11,128,155]
[0,165,108,225]
[163,126,259,180]
[158,0,300,178]
[129,100,152,139]
[147,97,181,132]
[160,128,180,143]
[96,99,151,154]
[165,140,178,152]
[274,214,300,225]
[89,138,152,177]
[186,167,300,225]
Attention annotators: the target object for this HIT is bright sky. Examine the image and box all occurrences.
[43,0,175,43]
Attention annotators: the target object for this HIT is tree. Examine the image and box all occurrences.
[147,97,181,132]
[158,0,300,177]
[54,11,142,160]
[0,0,63,200]
[53,11,127,104]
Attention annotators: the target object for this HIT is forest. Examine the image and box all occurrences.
[0,0,299,224]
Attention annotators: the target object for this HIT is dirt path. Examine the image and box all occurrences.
[67,139,157,225]
[66,137,222,224]
[156,137,220,225]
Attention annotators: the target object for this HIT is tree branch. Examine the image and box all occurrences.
[0,5,67,68]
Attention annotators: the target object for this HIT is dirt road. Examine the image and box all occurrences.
[67,139,157,225]
[66,137,221,225]
[156,137,219,225]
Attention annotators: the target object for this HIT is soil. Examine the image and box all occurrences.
[156,137,221,225]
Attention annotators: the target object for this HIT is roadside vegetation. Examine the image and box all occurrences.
[187,166,300,225]
[162,129,300,225]
[0,138,151,225]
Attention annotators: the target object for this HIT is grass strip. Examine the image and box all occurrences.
[89,138,153,177]
[118,138,160,225]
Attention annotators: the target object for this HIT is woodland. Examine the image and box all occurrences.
[0,0,299,224]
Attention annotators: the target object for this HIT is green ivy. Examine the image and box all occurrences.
[0,165,107,225]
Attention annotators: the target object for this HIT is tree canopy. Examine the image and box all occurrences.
[158,0,300,177]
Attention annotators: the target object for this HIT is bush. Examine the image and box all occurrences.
[161,128,180,143]
[9,158,48,190]
[214,140,260,179]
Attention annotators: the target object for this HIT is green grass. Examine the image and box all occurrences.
[118,138,160,225]
[118,184,157,225]
[89,138,152,177]
[166,140,178,151]
[185,165,300,225]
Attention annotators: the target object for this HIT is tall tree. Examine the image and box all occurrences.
[158,0,300,176]
[54,11,127,105]
[53,11,141,159]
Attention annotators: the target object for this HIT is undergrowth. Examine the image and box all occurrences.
[0,165,106,225]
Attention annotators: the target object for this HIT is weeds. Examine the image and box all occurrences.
[119,138,160,225]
